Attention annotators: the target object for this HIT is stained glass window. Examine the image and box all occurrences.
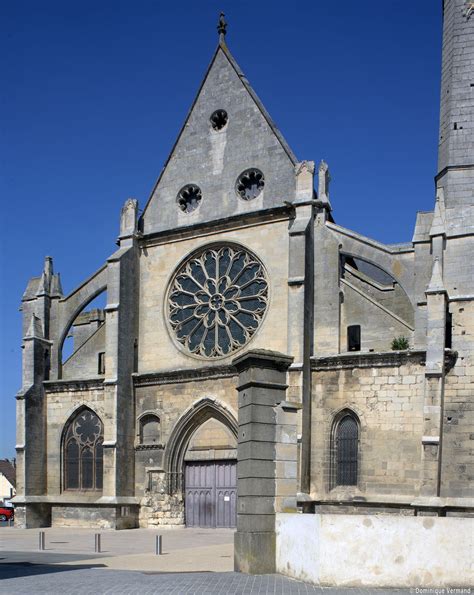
[63,409,104,491]
[167,245,268,358]
[331,412,359,488]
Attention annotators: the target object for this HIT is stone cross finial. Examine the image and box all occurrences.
[217,12,227,42]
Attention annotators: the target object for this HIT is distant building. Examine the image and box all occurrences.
[0,459,16,502]
[14,0,473,530]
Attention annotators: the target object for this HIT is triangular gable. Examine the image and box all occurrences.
[141,41,297,234]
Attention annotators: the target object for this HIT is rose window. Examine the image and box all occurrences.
[167,244,268,358]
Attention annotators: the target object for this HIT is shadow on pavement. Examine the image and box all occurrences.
[0,561,106,580]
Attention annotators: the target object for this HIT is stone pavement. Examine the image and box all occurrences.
[0,526,234,573]
[0,527,405,594]
[0,566,405,594]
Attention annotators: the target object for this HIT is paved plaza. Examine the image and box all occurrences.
[0,526,405,594]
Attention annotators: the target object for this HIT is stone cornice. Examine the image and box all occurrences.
[298,496,474,515]
[435,163,474,182]
[135,443,165,451]
[12,495,139,506]
[133,365,237,387]
[233,349,294,373]
[139,206,291,248]
[43,378,105,393]
[311,350,427,371]
[311,349,457,372]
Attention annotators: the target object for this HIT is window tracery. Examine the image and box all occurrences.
[167,244,268,358]
[210,109,228,131]
[236,169,264,200]
[177,184,202,213]
[63,408,103,491]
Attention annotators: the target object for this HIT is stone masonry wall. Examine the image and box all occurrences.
[344,267,414,325]
[138,220,289,374]
[62,324,105,380]
[441,299,474,498]
[52,506,116,529]
[44,384,106,496]
[310,357,425,500]
[139,487,185,527]
[142,47,296,235]
[341,283,414,353]
[135,375,238,525]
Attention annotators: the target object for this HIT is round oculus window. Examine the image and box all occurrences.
[167,244,268,359]
[177,184,202,214]
[236,168,264,200]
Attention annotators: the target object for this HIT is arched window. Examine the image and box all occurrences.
[63,408,104,491]
[140,414,161,445]
[331,411,359,488]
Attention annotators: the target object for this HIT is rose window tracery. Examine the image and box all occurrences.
[167,245,268,358]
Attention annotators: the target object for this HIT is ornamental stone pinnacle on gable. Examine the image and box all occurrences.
[426,258,446,295]
[429,189,447,237]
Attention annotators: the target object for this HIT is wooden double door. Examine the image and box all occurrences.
[184,460,237,528]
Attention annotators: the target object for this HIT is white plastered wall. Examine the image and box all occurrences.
[276,513,474,587]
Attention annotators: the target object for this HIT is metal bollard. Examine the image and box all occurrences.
[155,534,162,555]
[38,531,45,550]
[94,533,101,553]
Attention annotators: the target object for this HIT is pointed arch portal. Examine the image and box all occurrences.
[164,397,238,495]
[165,398,238,527]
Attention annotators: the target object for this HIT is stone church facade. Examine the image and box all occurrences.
[15,0,473,530]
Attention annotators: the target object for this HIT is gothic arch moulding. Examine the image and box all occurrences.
[164,397,238,495]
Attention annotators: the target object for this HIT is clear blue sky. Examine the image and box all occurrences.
[0,0,442,458]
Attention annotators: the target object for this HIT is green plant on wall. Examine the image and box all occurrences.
[391,336,410,350]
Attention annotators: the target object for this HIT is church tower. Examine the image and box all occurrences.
[429,0,474,499]
[436,0,474,237]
